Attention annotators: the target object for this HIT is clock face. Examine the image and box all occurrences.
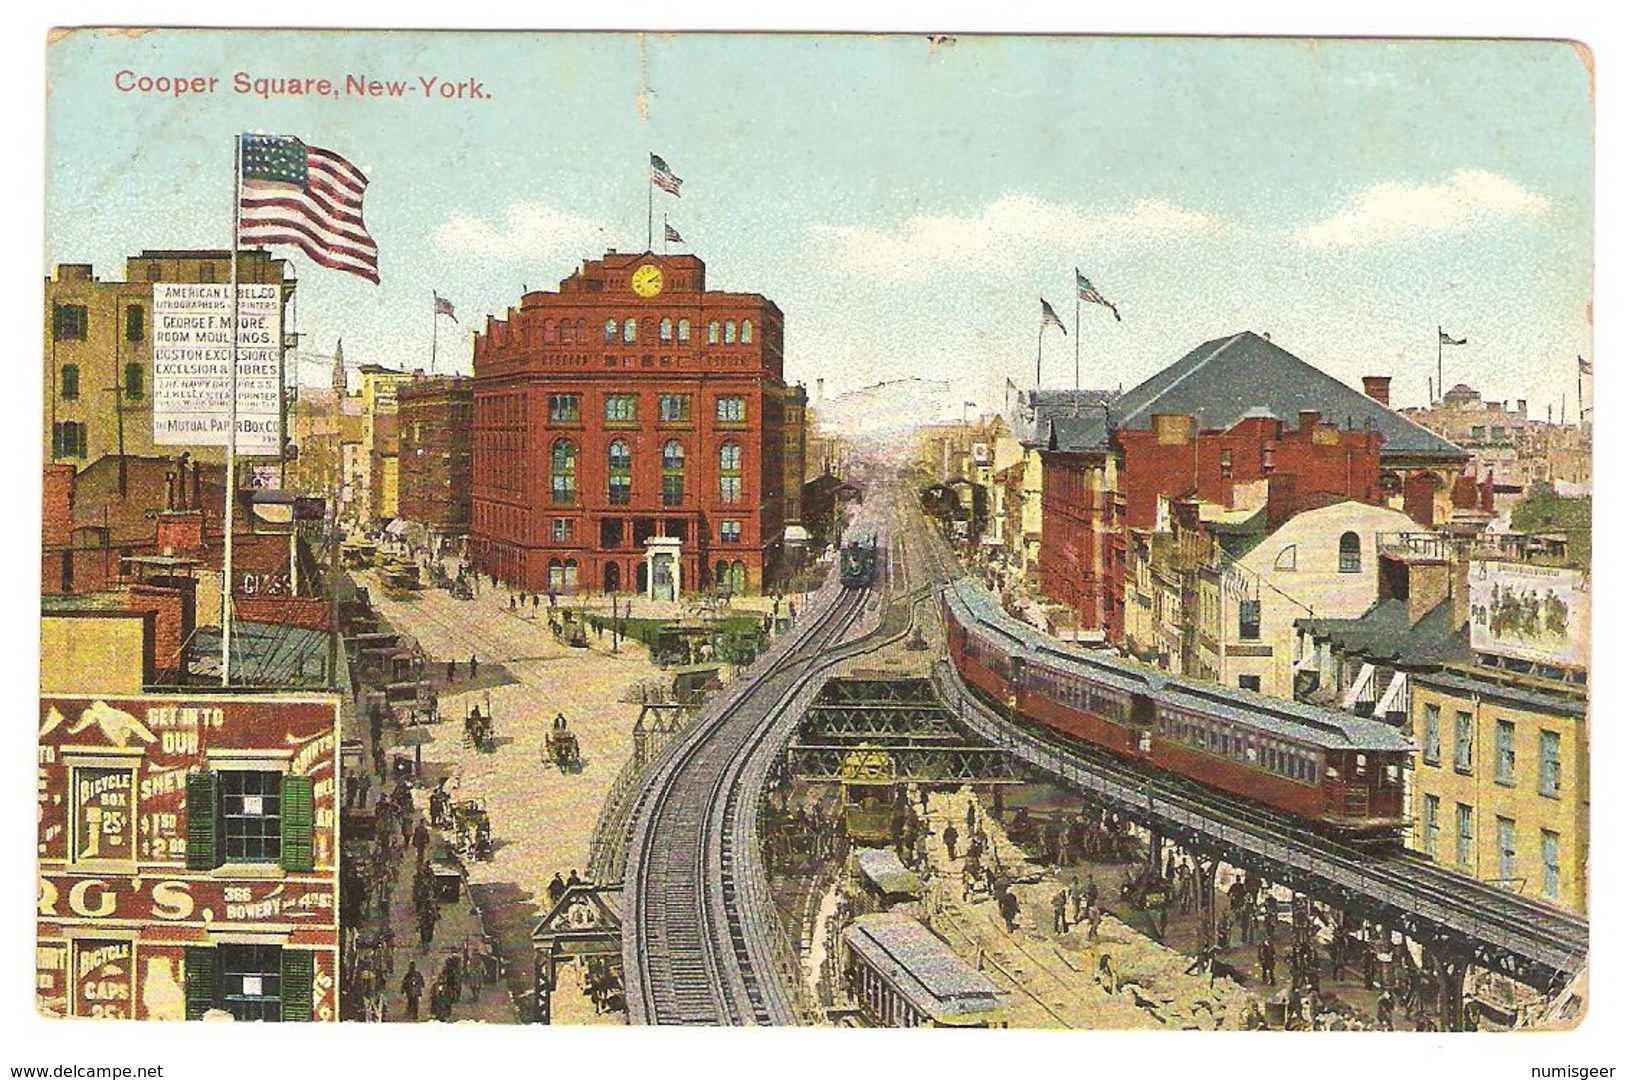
[631,264,664,298]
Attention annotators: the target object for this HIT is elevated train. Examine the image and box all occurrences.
[941,577,1412,841]
[840,532,880,589]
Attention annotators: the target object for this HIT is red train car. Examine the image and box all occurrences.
[941,578,1410,839]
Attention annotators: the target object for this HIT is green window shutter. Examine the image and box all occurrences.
[184,946,217,1020]
[280,948,315,1022]
[186,771,223,870]
[280,774,315,872]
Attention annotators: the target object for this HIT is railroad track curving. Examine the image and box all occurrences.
[621,494,934,1025]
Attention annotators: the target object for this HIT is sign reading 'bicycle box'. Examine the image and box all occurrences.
[151,283,282,455]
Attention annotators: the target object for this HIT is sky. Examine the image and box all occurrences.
[45,31,1593,421]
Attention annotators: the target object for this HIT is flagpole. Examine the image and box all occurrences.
[1436,325,1443,404]
[647,160,654,253]
[1074,287,1081,391]
[222,133,242,687]
[431,294,439,374]
[663,214,668,255]
[1036,323,1044,390]
[1577,357,1584,425]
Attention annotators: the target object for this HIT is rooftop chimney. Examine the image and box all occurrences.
[1362,376,1392,407]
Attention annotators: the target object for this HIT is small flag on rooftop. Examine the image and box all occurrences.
[1578,355,1593,375]
[665,222,684,244]
[1439,328,1467,346]
[1040,298,1067,334]
[1076,269,1121,321]
[650,153,682,196]
[433,291,458,322]
[239,134,379,284]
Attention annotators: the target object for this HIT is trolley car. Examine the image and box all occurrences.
[840,533,879,589]
[940,577,1412,841]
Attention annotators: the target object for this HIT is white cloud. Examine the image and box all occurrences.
[1295,170,1550,250]
[807,194,1228,280]
[433,202,607,261]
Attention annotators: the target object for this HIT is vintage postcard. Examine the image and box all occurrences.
[34,27,1592,1040]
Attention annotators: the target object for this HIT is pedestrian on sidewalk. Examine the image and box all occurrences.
[470,654,478,680]
[414,819,431,863]
[447,658,456,683]
[1087,904,1103,942]
[1052,888,1069,934]
[418,902,438,949]
[402,962,425,1020]
[942,822,958,861]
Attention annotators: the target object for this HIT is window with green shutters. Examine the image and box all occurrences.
[187,769,316,872]
[186,771,225,870]
[280,948,315,1021]
[279,775,315,872]
[184,945,218,1020]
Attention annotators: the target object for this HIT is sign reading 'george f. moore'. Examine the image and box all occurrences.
[150,283,282,455]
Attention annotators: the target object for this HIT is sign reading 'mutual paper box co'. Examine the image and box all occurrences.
[151,283,282,455]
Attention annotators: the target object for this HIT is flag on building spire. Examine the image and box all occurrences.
[433,291,458,322]
[238,134,379,284]
[664,222,684,244]
[1076,269,1121,321]
[1439,328,1467,346]
[1040,298,1067,334]
[650,153,682,196]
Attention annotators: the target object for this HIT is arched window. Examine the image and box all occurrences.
[1338,531,1361,573]
[603,318,617,343]
[1273,544,1298,572]
[724,320,737,344]
[719,442,742,503]
[678,318,691,343]
[608,439,632,505]
[714,559,729,591]
[741,319,753,344]
[563,558,579,593]
[730,560,747,594]
[707,320,720,345]
[558,318,571,344]
[59,364,79,400]
[659,317,673,342]
[543,318,557,344]
[623,318,637,344]
[661,440,685,506]
[576,318,586,343]
[551,439,578,504]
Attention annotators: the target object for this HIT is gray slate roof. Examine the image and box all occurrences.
[1044,331,1465,462]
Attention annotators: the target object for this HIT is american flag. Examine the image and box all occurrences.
[1579,355,1593,375]
[434,291,458,322]
[664,222,684,244]
[1076,269,1121,321]
[1040,298,1067,335]
[238,134,379,284]
[1439,328,1467,347]
[650,153,682,196]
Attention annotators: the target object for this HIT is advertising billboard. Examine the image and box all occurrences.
[1468,559,1589,668]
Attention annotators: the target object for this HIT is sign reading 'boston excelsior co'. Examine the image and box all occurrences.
[150,282,282,455]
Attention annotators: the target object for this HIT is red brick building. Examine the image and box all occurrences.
[469,251,807,598]
[1035,331,1467,640]
[37,694,340,1021]
[397,374,474,546]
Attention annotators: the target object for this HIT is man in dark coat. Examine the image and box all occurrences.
[401,962,425,1020]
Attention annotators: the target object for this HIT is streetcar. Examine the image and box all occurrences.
[940,576,1413,842]
[840,532,879,589]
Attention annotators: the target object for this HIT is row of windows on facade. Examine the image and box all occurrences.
[51,421,88,458]
[541,556,750,595]
[545,393,747,425]
[55,363,146,401]
[529,316,755,347]
[1419,796,1564,901]
[548,439,746,506]
[1419,704,1563,796]
[542,516,745,546]
[51,303,147,342]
